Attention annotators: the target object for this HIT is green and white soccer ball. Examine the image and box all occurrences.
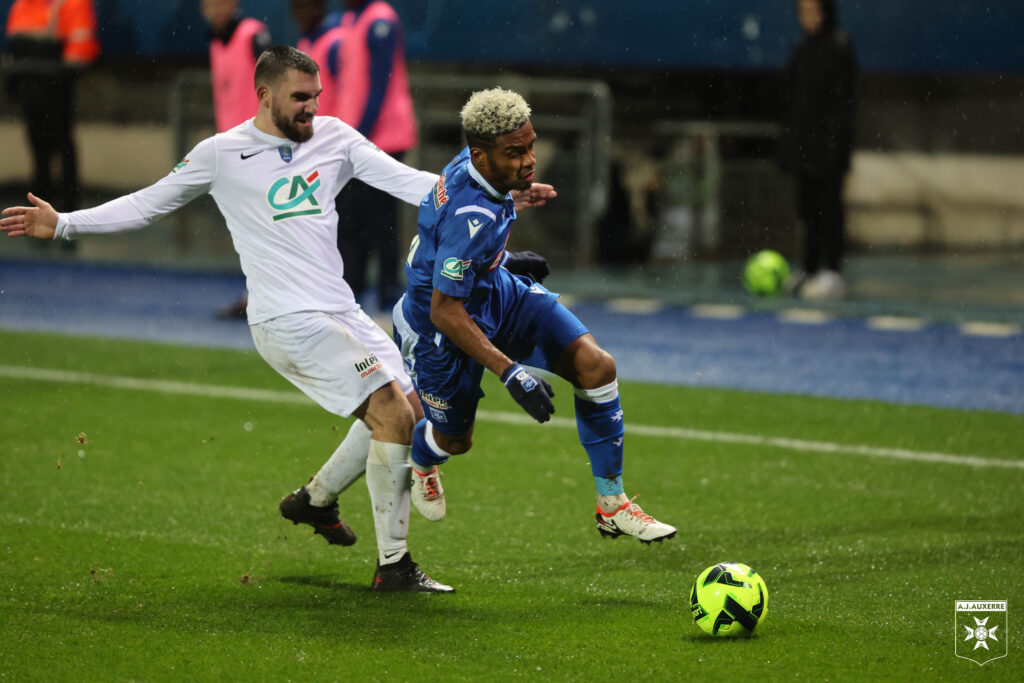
[690,562,769,636]
[742,249,790,297]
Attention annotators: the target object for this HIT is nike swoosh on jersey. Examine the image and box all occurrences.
[240,151,264,160]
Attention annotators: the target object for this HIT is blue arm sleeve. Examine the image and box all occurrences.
[356,18,399,136]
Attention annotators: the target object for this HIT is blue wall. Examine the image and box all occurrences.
[2,0,1022,73]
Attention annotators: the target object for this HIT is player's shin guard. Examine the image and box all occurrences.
[410,418,450,469]
[365,439,411,565]
[574,381,625,495]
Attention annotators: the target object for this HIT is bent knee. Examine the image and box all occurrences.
[574,343,617,388]
[364,383,416,442]
[435,430,472,456]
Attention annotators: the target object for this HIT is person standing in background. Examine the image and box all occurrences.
[335,0,418,312]
[201,0,271,133]
[292,0,344,118]
[778,0,856,299]
[201,0,271,318]
[5,0,100,226]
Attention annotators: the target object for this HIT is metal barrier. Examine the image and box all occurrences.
[652,119,795,259]
[410,74,612,265]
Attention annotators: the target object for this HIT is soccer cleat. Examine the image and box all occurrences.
[411,465,446,521]
[371,552,454,593]
[278,485,357,546]
[595,497,677,544]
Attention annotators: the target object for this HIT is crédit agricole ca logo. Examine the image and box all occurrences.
[267,170,322,222]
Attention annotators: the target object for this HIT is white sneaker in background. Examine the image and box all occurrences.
[800,270,846,299]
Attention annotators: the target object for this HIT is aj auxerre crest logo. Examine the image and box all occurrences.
[267,170,322,222]
[955,600,1008,666]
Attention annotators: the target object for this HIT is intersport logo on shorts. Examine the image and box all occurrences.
[355,353,383,379]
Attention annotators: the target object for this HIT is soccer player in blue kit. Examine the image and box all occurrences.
[394,88,676,543]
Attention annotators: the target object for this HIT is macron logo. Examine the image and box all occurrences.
[468,217,484,238]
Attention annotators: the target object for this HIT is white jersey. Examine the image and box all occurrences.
[54,117,438,323]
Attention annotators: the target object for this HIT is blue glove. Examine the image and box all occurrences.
[502,250,550,284]
[501,364,555,423]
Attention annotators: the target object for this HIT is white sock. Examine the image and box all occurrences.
[365,439,411,565]
[597,493,629,515]
[306,420,372,507]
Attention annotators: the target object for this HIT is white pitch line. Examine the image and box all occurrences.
[2,364,1021,471]
[0,365,311,405]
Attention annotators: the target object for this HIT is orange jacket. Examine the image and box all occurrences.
[6,0,100,63]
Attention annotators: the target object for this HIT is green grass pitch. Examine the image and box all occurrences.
[1,328,1022,680]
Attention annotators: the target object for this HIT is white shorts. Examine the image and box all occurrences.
[250,309,413,418]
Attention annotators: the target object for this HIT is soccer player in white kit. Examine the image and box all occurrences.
[1,46,554,592]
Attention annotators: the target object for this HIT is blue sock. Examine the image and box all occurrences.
[410,418,449,468]
[575,392,625,494]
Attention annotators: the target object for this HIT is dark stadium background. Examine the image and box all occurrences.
[2,0,1022,72]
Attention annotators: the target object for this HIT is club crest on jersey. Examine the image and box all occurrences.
[441,256,471,281]
[278,146,293,162]
[267,170,322,222]
[433,173,449,209]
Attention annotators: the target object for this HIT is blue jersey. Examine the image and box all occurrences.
[401,147,519,339]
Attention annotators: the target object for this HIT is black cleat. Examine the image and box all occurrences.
[371,552,454,593]
[279,486,357,546]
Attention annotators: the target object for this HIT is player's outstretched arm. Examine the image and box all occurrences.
[0,193,59,239]
[511,183,557,211]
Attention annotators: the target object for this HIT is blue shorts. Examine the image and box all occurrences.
[395,278,589,436]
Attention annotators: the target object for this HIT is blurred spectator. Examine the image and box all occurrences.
[778,0,856,299]
[201,0,271,133]
[335,0,418,311]
[5,0,100,225]
[202,0,270,318]
[292,0,344,117]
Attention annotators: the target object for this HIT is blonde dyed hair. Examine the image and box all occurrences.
[460,88,531,143]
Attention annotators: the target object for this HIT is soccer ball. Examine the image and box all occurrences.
[690,562,769,636]
[742,250,790,297]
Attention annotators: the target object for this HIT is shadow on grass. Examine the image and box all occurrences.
[277,575,366,591]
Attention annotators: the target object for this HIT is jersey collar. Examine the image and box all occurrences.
[246,119,306,147]
[468,160,508,202]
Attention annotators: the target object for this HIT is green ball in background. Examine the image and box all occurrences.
[742,250,790,297]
